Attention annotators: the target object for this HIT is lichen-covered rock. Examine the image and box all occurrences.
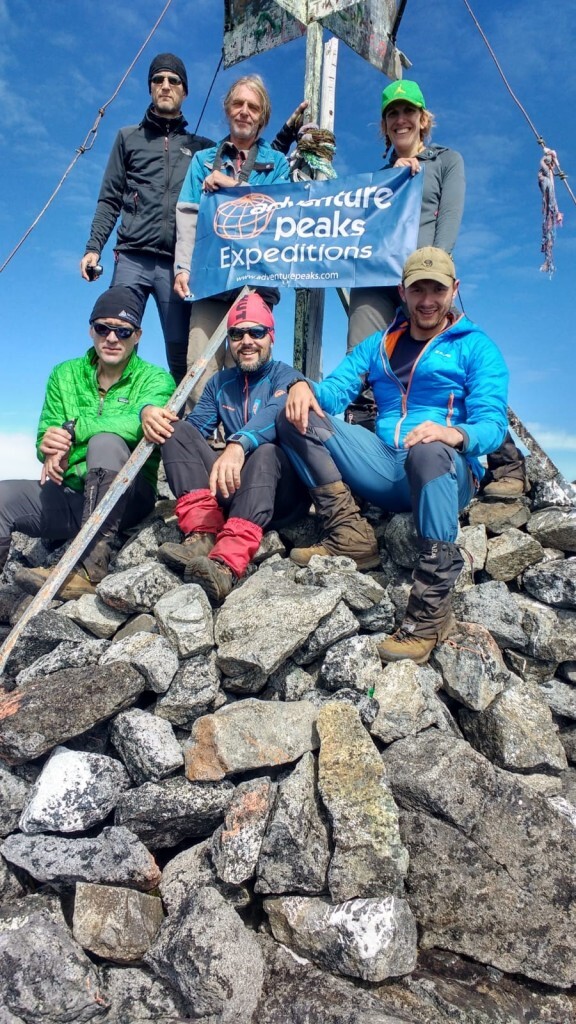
[211,777,276,885]
[293,600,359,666]
[383,731,576,987]
[256,751,330,895]
[453,580,528,650]
[110,708,183,783]
[160,839,251,914]
[265,894,417,983]
[295,556,387,612]
[1,609,88,679]
[516,593,576,662]
[0,661,146,765]
[15,638,109,687]
[19,745,131,834]
[317,702,408,901]
[484,527,544,581]
[59,593,129,638]
[115,776,234,848]
[0,764,30,837]
[526,507,576,552]
[458,675,567,772]
[319,634,383,695]
[144,886,264,1023]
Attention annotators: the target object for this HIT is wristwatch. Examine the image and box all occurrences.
[61,419,77,442]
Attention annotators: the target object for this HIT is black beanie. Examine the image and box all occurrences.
[148,53,188,95]
[89,287,144,328]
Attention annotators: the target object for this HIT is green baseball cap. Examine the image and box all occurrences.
[381,79,426,114]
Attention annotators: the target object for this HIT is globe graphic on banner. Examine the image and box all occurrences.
[213,193,277,240]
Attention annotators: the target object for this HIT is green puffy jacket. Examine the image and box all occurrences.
[36,348,175,492]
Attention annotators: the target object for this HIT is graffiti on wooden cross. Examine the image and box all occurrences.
[223,0,409,79]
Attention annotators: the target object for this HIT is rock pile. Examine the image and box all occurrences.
[0,475,576,1024]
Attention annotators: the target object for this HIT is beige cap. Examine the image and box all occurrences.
[402,247,456,289]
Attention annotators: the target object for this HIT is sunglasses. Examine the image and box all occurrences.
[151,74,182,86]
[228,325,269,342]
[92,321,137,340]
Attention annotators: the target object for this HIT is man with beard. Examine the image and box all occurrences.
[141,293,309,602]
[277,247,509,664]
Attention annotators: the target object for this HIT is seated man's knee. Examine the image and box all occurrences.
[86,433,130,470]
[405,440,454,484]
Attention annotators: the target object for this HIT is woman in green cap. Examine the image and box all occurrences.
[346,78,526,493]
[346,79,465,427]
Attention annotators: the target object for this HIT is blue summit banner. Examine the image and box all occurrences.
[188,167,423,300]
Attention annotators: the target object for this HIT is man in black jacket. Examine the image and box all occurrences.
[80,54,213,384]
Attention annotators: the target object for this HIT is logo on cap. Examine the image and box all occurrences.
[423,260,433,267]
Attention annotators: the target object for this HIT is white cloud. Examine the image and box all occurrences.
[525,425,576,452]
[0,433,40,481]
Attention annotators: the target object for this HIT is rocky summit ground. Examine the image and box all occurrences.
[0,465,575,1024]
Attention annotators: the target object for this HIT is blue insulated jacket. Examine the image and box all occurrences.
[313,311,509,481]
[187,359,303,453]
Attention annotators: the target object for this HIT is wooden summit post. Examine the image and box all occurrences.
[223,0,409,376]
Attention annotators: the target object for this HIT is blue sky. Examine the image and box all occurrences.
[1,0,575,481]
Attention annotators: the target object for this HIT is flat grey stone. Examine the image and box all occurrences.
[453,581,528,650]
[215,572,342,679]
[293,600,359,666]
[522,556,576,609]
[97,560,181,614]
[319,635,383,694]
[383,731,576,987]
[185,699,319,781]
[1,826,161,890]
[59,594,129,638]
[154,584,214,659]
[0,764,30,837]
[1,609,87,679]
[73,881,164,962]
[459,675,567,772]
[295,556,387,613]
[112,613,158,641]
[526,507,576,553]
[538,677,576,720]
[99,963,189,1023]
[517,593,576,662]
[431,622,509,711]
[15,638,109,688]
[100,631,178,692]
[370,661,445,743]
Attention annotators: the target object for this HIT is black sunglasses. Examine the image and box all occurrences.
[92,321,137,340]
[151,74,182,86]
[228,325,269,342]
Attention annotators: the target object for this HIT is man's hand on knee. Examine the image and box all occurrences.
[210,443,245,499]
[141,406,179,444]
[285,381,323,435]
[404,422,464,449]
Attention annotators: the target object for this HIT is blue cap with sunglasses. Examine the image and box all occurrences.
[89,286,144,329]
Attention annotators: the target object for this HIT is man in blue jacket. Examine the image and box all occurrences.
[277,247,509,664]
[141,293,309,602]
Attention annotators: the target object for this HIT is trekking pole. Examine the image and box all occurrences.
[0,288,250,678]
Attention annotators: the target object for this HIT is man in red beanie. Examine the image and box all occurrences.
[141,293,309,602]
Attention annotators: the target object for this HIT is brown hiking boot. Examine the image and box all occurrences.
[378,613,457,665]
[183,556,236,603]
[15,566,96,601]
[158,532,217,572]
[290,481,380,570]
[482,476,526,500]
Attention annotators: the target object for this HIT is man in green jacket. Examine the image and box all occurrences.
[1,286,175,599]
